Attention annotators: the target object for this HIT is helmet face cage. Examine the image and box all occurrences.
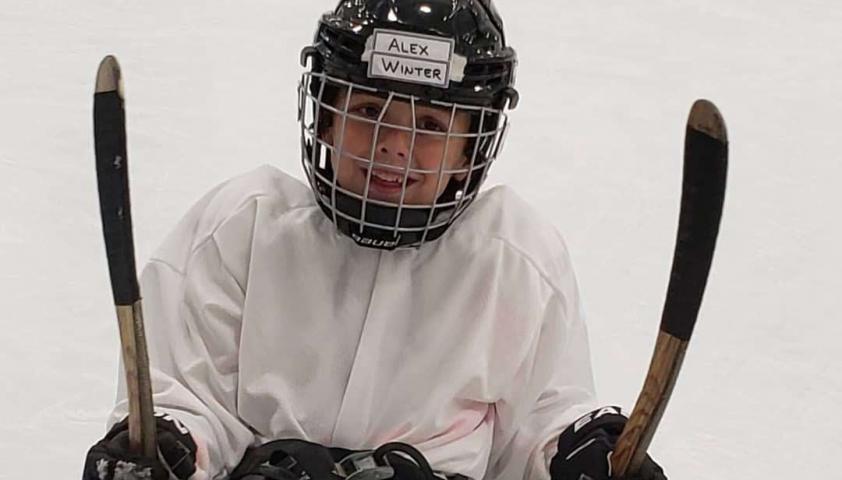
[298,71,510,249]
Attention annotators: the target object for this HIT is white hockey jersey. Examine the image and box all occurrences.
[108,165,597,480]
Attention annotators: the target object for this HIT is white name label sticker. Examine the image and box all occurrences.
[364,29,460,88]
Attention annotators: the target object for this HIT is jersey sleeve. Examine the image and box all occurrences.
[107,182,263,478]
[486,240,598,480]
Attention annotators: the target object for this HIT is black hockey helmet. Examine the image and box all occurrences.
[299,0,519,249]
[308,0,519,108]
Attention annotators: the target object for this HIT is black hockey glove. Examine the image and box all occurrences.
[230,439,467,480]
[549,407,667,480]
[82,412,197,480]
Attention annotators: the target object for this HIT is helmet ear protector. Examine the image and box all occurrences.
[298,0,519,250]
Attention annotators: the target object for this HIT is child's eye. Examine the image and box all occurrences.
[353,105,381,119]
[419,118,447,133]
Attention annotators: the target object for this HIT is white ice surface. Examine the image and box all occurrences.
[1,1,840,478]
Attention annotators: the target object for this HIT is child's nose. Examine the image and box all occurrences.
[376,125,412,163]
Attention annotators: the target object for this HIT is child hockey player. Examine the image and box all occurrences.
[84,1,667,479]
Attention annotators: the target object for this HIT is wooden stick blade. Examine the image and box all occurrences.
[660,99,728,341]
[94,55,139,306]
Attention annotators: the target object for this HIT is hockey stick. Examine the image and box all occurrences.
[93,55,157,458]
[611,99,728,477]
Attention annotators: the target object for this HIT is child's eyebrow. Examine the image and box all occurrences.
[350,93,385,102]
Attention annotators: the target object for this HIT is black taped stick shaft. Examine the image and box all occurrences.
[612,99,728,476]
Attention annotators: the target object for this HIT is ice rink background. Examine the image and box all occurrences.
[1,0,840,478]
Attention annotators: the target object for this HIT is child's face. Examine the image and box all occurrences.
[326,92,472,206]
